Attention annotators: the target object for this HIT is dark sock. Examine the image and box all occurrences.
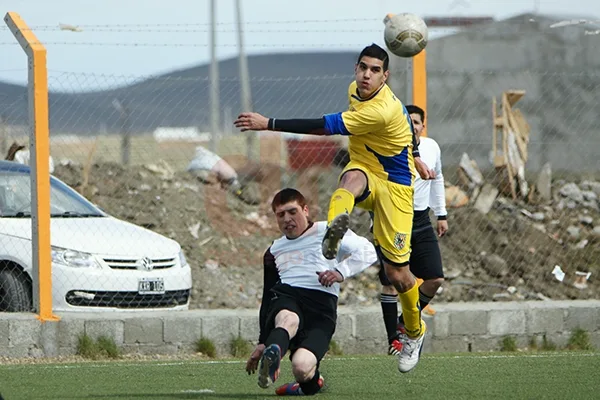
[380,293,399,342]
[265,327,290,357]
[419,287,434,311]
[299,369,322,396]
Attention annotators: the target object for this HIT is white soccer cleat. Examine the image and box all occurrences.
[321,213,350,260]
[397,320,426,373]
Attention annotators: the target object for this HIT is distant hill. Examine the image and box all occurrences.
[0,52,358,135]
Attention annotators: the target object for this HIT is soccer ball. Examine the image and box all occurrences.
[383,13,428,58]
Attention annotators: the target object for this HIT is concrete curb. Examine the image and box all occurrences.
[1,300,599,358]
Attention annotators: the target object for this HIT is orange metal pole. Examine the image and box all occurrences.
[4,12,58,322]
[412,49,427,137]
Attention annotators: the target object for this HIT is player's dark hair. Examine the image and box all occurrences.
[406,105,425,122]
[271,188,307,212]
[358,43,389,71]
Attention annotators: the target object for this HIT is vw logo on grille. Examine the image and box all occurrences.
[137,257,154,271]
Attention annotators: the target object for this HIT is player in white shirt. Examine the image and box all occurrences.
[245,188,377,396]
[377,105,449,356]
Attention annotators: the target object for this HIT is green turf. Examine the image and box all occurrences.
[0,352,598,399]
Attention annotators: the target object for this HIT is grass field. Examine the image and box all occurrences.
[1,352,598,399]
[3,133,290,171]
[48,134,263,170]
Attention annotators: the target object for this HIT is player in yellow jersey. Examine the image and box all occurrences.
[235,44,428,373]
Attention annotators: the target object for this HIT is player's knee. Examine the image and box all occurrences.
[274,310,300,334]
[291,351,317,382]
[396,275,415,293]
[385,265,415,292]
[428,277,445,292]
[381,284,397,295]
[339,170,367,196]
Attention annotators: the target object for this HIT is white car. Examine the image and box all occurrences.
[0,160,192,312]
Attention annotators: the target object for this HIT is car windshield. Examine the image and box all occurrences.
[0,170,106,218]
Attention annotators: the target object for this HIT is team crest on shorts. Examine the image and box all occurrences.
[394,233,407,250]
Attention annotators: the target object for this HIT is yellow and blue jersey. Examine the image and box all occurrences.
[323,82,416,186]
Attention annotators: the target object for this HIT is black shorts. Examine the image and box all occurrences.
[378,209,444,285]
[265,283,337,362]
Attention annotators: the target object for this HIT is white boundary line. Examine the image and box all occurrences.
[0,352,597,370]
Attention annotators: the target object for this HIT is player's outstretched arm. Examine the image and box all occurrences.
[234,112,330,135]
[234,106,386,136]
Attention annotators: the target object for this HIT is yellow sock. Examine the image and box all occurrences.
[327,188,355,225]
[398,283,423,338]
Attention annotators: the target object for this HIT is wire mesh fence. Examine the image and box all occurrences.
[2,68,599,312]
[1,13,599,313]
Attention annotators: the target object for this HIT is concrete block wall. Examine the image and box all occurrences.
[1,301,598,358]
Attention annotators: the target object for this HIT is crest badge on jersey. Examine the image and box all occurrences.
[393,232,407,250]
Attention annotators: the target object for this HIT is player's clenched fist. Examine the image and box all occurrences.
[316,270,344,288]
[415,157,435,180]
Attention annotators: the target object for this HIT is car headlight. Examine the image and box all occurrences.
[178,250,188,268]
[51,246,101,269]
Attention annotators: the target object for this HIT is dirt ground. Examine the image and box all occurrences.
[52,157,599,310]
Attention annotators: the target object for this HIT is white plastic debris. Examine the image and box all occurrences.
[245,212,270,229]
[552,265,565,282]
[188,222,201,239]
[574,271,592,289]
[204,259,219,270]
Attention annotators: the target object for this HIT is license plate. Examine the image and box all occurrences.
[138,278,165,294]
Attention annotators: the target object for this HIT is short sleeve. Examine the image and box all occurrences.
[340,107,386,135]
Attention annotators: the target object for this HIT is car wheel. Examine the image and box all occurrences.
[0,268,33,312]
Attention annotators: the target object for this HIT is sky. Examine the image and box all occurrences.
[1,0,599,87]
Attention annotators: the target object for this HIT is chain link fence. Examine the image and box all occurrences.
[1,15,599,312]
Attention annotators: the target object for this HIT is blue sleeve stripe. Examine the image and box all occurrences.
[402,105,415,134]
[324,112,351,136]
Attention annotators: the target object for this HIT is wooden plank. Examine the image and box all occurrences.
[501,93,517,200]
[492,96,506,166]
[512,109,530,144]
[506,90,526,106]
[492,96,498,158]
[504,97,528,163]
[493,155,506,167]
